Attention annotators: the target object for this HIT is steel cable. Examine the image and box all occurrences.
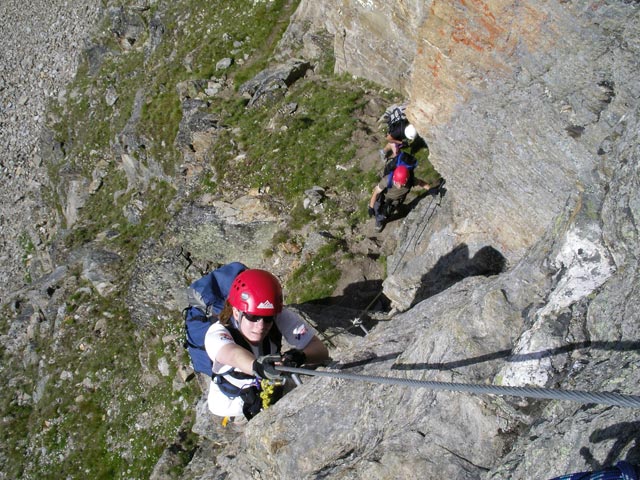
[350,186,444,334]
[276,365,640,408]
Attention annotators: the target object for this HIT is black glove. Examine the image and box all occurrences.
[252,355,282,380]
[368,207,375,217]
[281,349,306,368]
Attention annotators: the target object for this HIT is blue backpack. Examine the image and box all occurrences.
[384,151,418,188]
[183,262,247,375]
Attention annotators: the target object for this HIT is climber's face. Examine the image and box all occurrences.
[233,307,273,345]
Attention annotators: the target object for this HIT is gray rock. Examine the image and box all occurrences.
[105,86,118,106]
[238,60,312,107]
[81,249,122,296]
[303,185,325,211]
[109,6,146,50]
[215,57,233,70]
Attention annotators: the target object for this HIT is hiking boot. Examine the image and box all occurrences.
[375,219,385,232]
[379,149,387,162]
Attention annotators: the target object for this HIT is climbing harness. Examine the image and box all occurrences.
[275,365,640,409]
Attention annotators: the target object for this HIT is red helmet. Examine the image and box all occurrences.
[227,269,283,316]
[392,165,409,186]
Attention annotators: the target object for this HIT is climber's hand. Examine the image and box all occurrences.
[281,349,306,368]
[252,355,283,380]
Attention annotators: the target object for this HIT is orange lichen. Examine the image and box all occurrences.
[451,20,486,52]
[466,0,496,22]
[428,51,443,78]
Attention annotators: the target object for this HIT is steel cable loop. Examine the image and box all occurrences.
[275,366,640,409]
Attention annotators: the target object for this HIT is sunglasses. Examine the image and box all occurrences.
[242,312,274,324]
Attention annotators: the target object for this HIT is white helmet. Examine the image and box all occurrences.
[404,124,417,141]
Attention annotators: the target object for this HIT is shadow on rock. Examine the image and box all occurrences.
[411,243,507,308]
[580,421,640,470]
[391,340,640,371]
[292,278,391,338]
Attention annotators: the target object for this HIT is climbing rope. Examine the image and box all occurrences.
[259,378,282,409]
[275,365,640,409]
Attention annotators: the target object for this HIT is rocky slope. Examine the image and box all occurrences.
[0,0,104,298]
[1,1,639,479]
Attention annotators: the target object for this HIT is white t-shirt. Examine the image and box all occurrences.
[204,308,316,418]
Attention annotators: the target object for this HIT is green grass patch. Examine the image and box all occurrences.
[19,231,35,265]
[209,77,371,204]
[63,171,175,264]
[51,0,301,179]
[3,289,200,479]
[286,240,343,303]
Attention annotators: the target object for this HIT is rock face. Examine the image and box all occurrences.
[285,0,639,299]
[410,1,638,261]
[1,1,639,479]
[279,0,429,91]
[184,2,639,479]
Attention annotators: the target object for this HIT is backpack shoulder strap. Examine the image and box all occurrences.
[227,325,252,351]
[183,306,214,351]
[227,323,282,356]
[269,324,282,352]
